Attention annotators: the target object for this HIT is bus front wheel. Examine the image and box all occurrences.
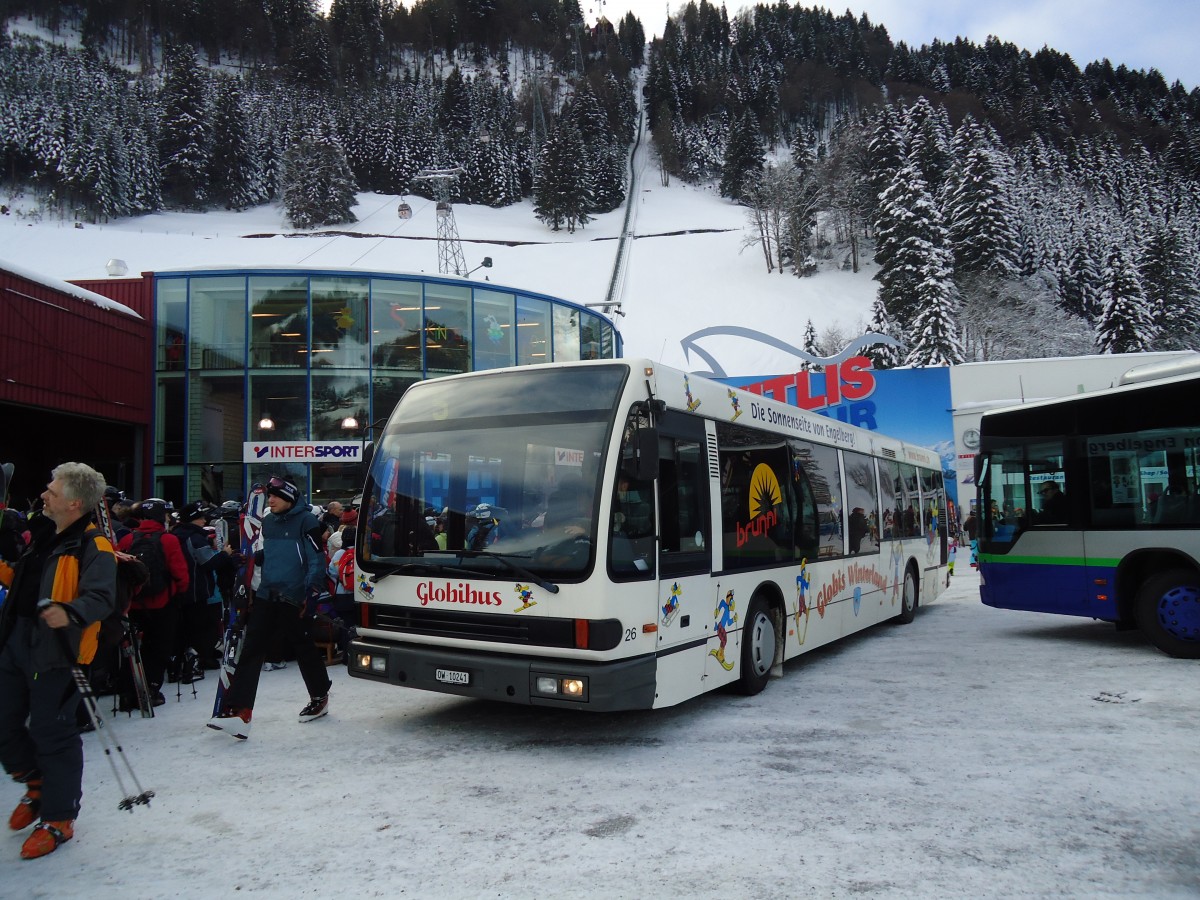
[1136,568,1200,659]
[737,597,775,696]
[893,565,918,625]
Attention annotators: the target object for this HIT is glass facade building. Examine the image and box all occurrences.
[152,268,620,506]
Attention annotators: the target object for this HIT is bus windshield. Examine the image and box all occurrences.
[360,365,628,578]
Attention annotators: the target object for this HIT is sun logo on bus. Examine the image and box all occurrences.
[749,464,782,519]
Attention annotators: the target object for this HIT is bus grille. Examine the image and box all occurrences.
[364,605,622,650]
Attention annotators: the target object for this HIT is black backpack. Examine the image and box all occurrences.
[129,531,170,596]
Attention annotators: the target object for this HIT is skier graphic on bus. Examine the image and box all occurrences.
[661,582,682,627]
[710,588,737,671]
[684,374,701,411]
[794,559,811,645]
[513,584,537,612]
[727,388,742,421]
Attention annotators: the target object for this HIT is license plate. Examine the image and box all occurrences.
[435,668,470,685]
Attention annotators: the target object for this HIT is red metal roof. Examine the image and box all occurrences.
[1,266,153,425]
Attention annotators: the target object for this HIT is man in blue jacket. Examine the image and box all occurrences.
[208,477,331,739]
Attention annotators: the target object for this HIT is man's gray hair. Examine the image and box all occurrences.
[51,462,107,511]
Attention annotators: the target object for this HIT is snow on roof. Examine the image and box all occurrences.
[0,257,142,319]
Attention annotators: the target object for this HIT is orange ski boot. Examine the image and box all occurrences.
[8,772,41,831]
[20,820,74,859]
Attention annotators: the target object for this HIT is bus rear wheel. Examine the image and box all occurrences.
[1136,568,1200,659]
[737,597,775,696]
[893,565,918,624]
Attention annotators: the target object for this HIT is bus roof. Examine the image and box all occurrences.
[979,366,1200,436]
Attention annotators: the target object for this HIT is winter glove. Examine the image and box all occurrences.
[303,585,323,618]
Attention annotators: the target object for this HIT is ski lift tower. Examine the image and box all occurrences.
[413,167,467,276]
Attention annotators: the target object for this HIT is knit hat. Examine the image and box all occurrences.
[340,509,358,526]
[266,477,299,506]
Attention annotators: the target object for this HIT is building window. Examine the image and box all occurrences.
[371,278,422,372]
[424,282,471,375]
[311,276,368,368]
[249,276,308,368]
[156,279,187,371]
[473,289,515,371]
[516,297,551,364]
[157,376,185,464]
[189,276,246,370]
[312,371,369,440]
[552,305,579,362]
[372,373,421,427]
[189,372,246,462]
[249,373,307,441]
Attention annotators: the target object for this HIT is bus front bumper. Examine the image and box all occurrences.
[347,638,658,711]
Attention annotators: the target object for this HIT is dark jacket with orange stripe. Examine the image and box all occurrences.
[0,515,117,670]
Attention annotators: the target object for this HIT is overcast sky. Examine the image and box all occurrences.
[586,0,1198,90]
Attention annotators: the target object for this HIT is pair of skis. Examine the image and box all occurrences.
[94,495,155,718]
[208,486,266,738]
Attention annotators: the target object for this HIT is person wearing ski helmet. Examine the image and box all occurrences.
[117,499,190,706]
[172,501,222,675]
[0,463,116,859]
[209,476,331,738]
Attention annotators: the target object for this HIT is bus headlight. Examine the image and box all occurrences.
[356,653,387,673]
[533,675,588,700]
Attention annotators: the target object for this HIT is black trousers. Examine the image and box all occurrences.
[222,600,332,711]
[0,619,84,821]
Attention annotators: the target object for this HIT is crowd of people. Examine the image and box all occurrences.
[0,464,359,859]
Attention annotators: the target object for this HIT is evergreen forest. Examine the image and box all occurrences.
[2,0,1198,362]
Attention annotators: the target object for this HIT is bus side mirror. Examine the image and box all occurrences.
[622,429,659,482]
[362,440,375,472]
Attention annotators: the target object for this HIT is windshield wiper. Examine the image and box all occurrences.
[447,549,561,595]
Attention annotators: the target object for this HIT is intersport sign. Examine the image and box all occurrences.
[242,441,364,463]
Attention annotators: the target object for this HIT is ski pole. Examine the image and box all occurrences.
[41,601,155,812]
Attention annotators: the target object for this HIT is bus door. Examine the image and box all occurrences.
[652,413,714,704]
[983,441,1088,615]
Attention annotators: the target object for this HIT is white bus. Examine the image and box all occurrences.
[347,358,949,710]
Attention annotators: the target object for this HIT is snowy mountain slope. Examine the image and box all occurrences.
[2,177,875,378]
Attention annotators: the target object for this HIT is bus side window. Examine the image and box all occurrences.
[658,434,710,576]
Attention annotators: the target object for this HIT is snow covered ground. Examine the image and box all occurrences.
[3,567,1197,897]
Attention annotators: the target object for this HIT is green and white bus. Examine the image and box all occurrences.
[348,358,949,710]
[976,358,1200,658]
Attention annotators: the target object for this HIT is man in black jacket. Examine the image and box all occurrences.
[0,462,116,859]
